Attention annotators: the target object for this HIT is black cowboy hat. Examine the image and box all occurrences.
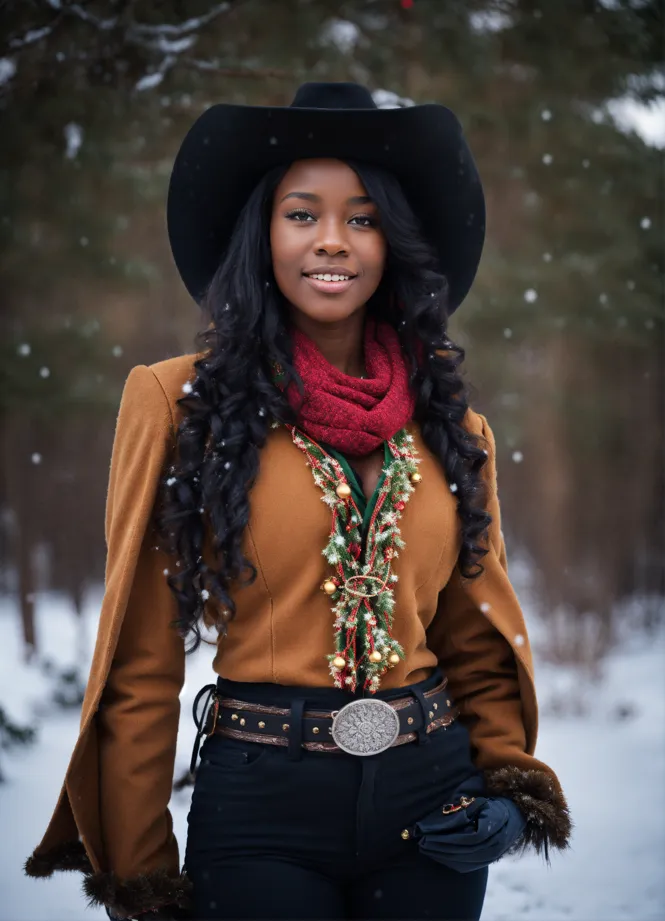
[167,81,486,315]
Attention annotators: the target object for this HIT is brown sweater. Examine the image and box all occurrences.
[24,353,572,919]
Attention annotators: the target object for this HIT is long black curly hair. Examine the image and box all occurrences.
[157,159,493,653]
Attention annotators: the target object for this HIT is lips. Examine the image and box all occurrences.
[302,274,356,294]
[302,267,358,295]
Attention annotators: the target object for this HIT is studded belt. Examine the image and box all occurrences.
[200,677,459,757]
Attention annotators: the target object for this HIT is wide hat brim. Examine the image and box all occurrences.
[167,85,486,315]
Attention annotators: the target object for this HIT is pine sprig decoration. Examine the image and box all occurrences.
[287,426,421,693]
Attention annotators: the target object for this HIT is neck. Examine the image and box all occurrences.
[290,310,366,378]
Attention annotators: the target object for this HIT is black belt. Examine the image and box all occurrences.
[197,677,459,757]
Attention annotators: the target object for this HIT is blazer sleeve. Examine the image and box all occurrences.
[83,365,191,916]
[426,412,573,860]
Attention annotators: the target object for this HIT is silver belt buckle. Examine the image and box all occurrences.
[330,698,400,756]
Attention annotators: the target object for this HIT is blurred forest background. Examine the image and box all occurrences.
[0,0,663,686]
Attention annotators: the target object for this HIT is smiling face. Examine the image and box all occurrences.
[270,158,387,328]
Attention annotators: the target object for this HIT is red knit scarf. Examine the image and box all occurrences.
[286,319,416,456]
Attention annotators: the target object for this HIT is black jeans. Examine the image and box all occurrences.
[184,669,488,921]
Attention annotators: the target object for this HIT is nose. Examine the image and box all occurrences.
[313,217,349,257]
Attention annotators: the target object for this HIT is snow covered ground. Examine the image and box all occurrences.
[1,589,663,921]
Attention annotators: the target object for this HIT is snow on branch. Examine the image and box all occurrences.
[134,55,177,92]
[129,2,231,37]
[65,4,118,31]
[5,1,236,94]
[136,35,198,55]
[9,23,58,49]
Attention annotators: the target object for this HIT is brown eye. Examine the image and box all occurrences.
[285,209,316,222]
[349,214,378,227]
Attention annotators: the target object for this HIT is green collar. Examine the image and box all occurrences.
[321,442,391,540]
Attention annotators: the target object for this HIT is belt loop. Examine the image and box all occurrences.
[288,698,305,761]
[409,686,431,745]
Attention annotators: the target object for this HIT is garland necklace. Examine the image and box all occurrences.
[284,423,422,694]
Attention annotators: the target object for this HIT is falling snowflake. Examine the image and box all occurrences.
[166,476,177,486]
[503,328,513,339]
[450,482,458,493]
[640,217,651,230]
[0,57,17,87]
[163,568,169,576]
[524,289,538,303]
[582,159,590,168]
[514,633,525,647]
[626,280,635,290]
[182,381,193,394]
[645,319,655,329]
[542,154,553,165]
[541,109,552,121]
[112,345,123,357]
[64,122,83,160]
[543,252,553,262]
[512,451,523,463]
[224,461,231,470]
[39,367,50,378]
[31,452,42,464]
[17,343,31,356]
[599,293,609,305]
[480,602,492,613]
[201,589,210,601]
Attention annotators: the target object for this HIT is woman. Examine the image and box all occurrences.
[24,82,572,921]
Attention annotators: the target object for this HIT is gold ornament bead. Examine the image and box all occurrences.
[335,482,352,499]
[333,656,346,669]
[231,713,239,721]
[312,727,320,734]
[433,703,438,710]
[446,699,451,706]
[322,580,337,596]
[258,721,266,729]
[429,711,434,719]
[369,650,383,663]
[388,653,401,665]
[407,717,414,725]
[282,723,290,731]
[401,829,411,840]
[410,472,423,485]
[239,718,246,727]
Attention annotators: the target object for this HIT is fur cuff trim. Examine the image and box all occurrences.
[24,840,92,877]
[83,867,193,917]
[483,766,573,863]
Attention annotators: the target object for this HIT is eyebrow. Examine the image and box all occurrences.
[279,191,374,205]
